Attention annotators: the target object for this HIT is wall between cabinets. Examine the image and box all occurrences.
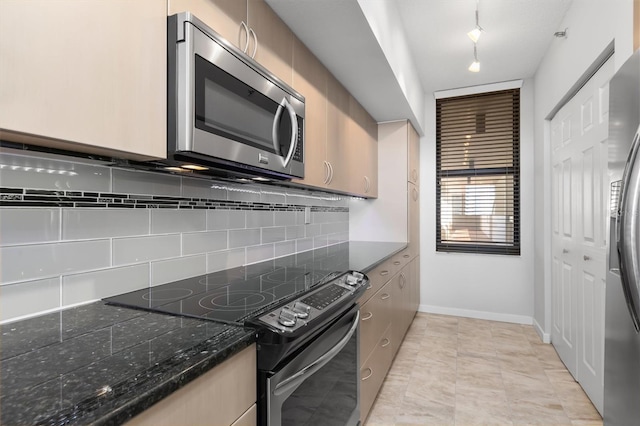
[0,151,349,323]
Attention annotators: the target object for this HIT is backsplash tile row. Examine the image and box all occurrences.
[0,151,350,323]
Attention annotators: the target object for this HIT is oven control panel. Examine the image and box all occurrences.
[256,271,368,332]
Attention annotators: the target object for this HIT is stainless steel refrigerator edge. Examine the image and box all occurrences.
[604,50,640,426]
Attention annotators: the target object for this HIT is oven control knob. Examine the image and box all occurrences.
[346,272,363,286]
[278,308,297,327]
[291,301,311,319]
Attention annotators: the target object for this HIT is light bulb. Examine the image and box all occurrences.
[468,61,480,72]
[467,27,482,43]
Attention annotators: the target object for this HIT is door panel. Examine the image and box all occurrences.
[550,56,612,415]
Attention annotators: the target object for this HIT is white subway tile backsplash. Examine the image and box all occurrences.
[151,209,206,234]
[274,211,296,226]
[305,224,322,238]
[63,208,149,240]
[112,168,181,196]
[207,209,245,230]
[113,234,181,265]
[229,229,261,248]
[151,255,206,286]
[62,264,149,305]
[274,240,296,258]
[0,278,60,322]
[262,227,286,244]
[0,150,350,323]
[182,177,227,200]
[0,152,111,192]
[286,225,305,240]
[246,210,274,228]
[246,244,275,264]
[207,248,245,272]
[0,208,60,246]
[0,240,110,284]
[182,231,227,255]
[296,238,314,252]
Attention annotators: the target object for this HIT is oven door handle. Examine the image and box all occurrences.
[273,310,359,396]
[271,97,299,168]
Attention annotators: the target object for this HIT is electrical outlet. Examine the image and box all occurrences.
[304,207,311,224]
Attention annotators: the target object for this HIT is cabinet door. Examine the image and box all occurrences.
[408,123,420,185]
[0,0,166,160]
[168,0,248,51]
[408,182,420,257]
[326,75,350,193]
[291,38,327,189]
[247,0,293,85]
[347,96,378,197]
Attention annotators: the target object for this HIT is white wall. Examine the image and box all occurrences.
[533,0,634,338]
[419,79,536,325]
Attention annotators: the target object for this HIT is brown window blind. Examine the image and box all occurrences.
[436,88,520,255]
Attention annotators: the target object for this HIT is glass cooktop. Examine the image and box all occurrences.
[104,266,338,324]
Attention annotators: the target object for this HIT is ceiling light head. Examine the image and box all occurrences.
[467,27,483,43]
[468,61,480,73]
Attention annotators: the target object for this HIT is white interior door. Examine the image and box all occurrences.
[550,57,613,415]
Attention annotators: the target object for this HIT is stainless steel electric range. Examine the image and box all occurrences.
[105,264,369,426]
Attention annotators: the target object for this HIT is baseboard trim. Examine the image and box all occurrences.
[533,318,551,343]
[418,304,533,325]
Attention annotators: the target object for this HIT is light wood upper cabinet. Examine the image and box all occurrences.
[0,0,167,160]
[291,38,327,189]
[247,0,293,85]
[170,0,293,85]
[348,95,378,197]
[326,74,350,192]
[408,123,420,185]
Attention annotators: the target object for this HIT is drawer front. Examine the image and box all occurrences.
[360,283,393,360]
[360,260,397,304]
[360,325,394,423]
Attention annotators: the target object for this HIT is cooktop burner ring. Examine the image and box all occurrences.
[198,290,277,311]
[142,288,195,301]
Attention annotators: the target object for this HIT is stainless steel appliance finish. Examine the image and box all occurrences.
[168,12,305,180]
[604,50,640,426]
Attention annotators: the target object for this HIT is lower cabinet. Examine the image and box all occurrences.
[125,344,256,426]
[359,252,419,423]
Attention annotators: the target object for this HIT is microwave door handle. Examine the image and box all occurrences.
[618,125,640,331]
[273,310,359,398]
[272,99,286,157]
[282,98,299,168]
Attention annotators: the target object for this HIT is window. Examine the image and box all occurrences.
[436,89,520,255]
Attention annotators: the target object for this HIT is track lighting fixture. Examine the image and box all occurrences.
[467,0,484,42]
[468,43,480,73]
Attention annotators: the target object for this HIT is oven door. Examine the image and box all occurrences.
[170,13,305,178]
[261,304,360,426]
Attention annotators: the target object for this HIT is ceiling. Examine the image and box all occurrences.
[266,0,573,131]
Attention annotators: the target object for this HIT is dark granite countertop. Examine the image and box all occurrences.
[0,241,404,426]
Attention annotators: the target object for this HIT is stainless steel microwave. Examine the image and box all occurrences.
[167,13,305,180]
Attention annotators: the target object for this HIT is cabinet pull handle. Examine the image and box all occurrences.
[361,368,373,381]
[412,169,418,182]
[366,284,372,290]
[403,254,410,258]
[381,338,391,348]
[323,161,329,184]
[400,273,406,289]
[364,176,370,193]
[381,293,390,300]
[412,187,419,201]
[327,162,334,184]
[240,21,250,53]
[361,312,373,321]
[584,255,592,261]
[380,270,389,276]
[248,27,258,59]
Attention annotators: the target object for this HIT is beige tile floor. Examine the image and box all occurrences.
[364,313,603,426]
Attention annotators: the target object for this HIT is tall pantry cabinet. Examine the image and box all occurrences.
[350,120,421,422]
